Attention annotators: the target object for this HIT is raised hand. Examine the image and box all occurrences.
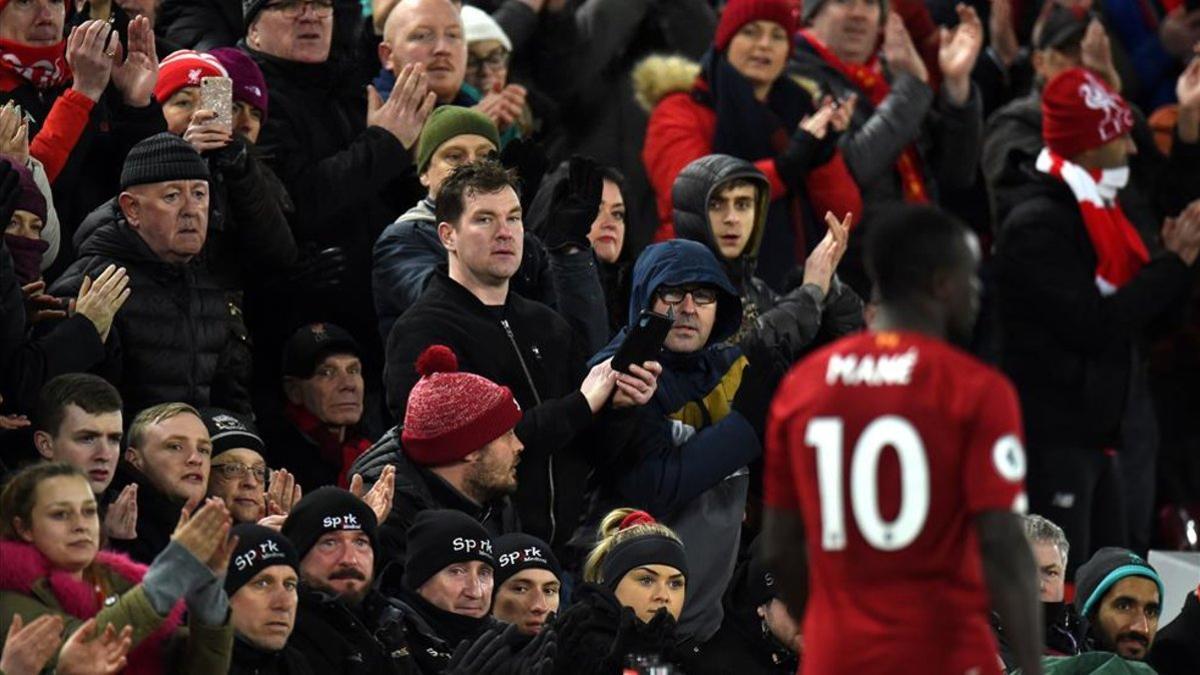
[171,497,233,565]
[802,211,852,297]
[102,484,138,540]
[579,358,618,413]
[266,468,302,517]
[66,21,116,103]
[56,619,133,675]
[1177,54,1200,111]
[799,97,837,140]
[883,12,928,84]
[183,109,233,153]
[75,265,131,343]
[21,281,68,324]
[110,16,159,107]
[831,93,857,132]
[1163,199,1200,266]
[368,63,437,149]
[0,613,63,675]
[0,101,30,164]
[939,3,984,105]
[350,465,395,524]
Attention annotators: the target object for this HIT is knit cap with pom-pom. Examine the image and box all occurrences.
[401,345,522,467]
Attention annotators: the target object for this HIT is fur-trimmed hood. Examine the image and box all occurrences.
[632,54,701,112]
[0,539,186,675]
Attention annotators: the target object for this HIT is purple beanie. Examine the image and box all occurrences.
[210,48,269,120]
[2,158,46,222]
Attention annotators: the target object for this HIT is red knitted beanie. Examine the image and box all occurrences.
[401,345,522,467]
[714,0,798,53]
[154,50,228,104]
[1042,67,1134,160]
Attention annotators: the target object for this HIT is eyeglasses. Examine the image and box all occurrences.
[656,286,718,306]
[467,48,510,73]
[211,463,268,482]
[264,0,334,18]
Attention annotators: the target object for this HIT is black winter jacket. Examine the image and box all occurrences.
[228,636,316,675]
[384,271,595,550]
[1149,591,1200,675]
[350,428,521,579]
[47,200,251,415]
[247,44,422,373]
[671,153,864,363]
[995,174,1194,448]
[292,588,423,675]
[692,607,797,675]
[0,237,105,416]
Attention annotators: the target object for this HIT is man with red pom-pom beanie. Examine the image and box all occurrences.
[353,344,525,585]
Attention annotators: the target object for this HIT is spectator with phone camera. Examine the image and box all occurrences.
[153,48,297,295]
[586,238,788,645]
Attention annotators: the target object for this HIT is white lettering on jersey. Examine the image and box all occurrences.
[825,348,919,387]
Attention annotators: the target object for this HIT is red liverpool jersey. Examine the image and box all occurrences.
[764,331,1028,675]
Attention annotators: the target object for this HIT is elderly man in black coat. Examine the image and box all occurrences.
[49,133,251,415]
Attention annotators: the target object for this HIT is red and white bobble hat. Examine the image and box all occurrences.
[154,49,228,104]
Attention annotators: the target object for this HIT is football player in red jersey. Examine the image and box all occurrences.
[763,205,1043,675]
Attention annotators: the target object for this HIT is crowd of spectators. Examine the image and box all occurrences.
[1,0,1199,672]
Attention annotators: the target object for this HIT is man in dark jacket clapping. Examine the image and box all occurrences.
[48,133,251,415]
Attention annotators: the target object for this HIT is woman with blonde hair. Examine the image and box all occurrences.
[0,462,236,674]
[552,508,692,674]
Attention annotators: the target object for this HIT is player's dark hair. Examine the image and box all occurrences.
[865,205,971,304]
[34,374,123,435]
[435,160,520,228]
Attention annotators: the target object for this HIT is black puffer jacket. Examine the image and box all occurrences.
[671,154,864,364]
[350,427,521,581]
[291,588,424,675]
[47,200,251,415]
[228,637,316,675]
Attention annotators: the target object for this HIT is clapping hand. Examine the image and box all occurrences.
[102,484,137,540]
[802,211,852,298]
[938,3,984,105]
[110,16,159,107]
[368,63,437,150]
[350,464,395,524]
[0,614,63,675]
[57,618,133,675]
[75,265,131,344]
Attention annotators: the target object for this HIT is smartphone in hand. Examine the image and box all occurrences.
[200,76,234,130]
[611,309,673,374]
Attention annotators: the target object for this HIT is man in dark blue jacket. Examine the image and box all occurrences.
[590,238,782,644]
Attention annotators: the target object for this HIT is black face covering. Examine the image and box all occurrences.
[600,535,689,591]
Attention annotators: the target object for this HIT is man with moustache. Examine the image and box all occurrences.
[1074,547,1165,662]
[226,523,315,675]
[282,486,428,674]
[351,343,522,580]
[48,133,252,415]
[108,402,215,563]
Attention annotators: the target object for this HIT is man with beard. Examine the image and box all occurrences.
[352,343,522,586]
[281,486,424,674]
[1074,547,1165,662]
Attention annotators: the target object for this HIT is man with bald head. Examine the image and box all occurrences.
[376,0,526,139]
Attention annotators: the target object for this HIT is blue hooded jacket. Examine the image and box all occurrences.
[591,240,761,642]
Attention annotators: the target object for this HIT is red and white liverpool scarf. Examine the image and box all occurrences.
[1035,147,1148,295]
[0,39,71,90]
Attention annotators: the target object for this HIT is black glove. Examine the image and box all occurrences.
[732,337,788,441]
[542,155,603,252]
[0,159,20,227]
[446,625,515,675]
[209,134,249,174]
[285,245,348,292]
[774,126,840,187]
[510,624,557,675]
[499,137,548,207]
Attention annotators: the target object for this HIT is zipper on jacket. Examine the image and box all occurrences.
[500,318,556,543]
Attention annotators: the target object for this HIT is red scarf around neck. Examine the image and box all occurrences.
[285,401,371,488]
[0,38,71,89]
[1035,148,1149,294]
[800,29,930,204]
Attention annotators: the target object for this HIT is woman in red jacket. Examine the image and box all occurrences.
[638,0,861,291]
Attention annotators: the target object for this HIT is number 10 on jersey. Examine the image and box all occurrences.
[806,415,930,552]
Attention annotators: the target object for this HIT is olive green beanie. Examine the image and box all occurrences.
[415,106,500,173]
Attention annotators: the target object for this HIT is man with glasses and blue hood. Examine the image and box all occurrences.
[586,238,785,645]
